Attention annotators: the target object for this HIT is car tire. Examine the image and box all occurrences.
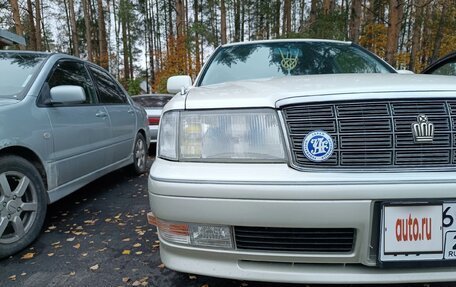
[0,155,47,259]
[132,133,147,174]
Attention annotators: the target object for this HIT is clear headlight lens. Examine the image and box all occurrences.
[158,111,179,160]
[158,109,285,162]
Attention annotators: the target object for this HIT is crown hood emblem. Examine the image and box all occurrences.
[412,114,434,143]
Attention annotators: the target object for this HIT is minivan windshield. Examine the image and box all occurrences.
[199,41,394,86]
[0,52,47,99]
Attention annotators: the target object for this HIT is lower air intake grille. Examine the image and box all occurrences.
[234,227,355,253]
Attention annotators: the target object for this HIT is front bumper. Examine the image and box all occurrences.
[147,158,456,283]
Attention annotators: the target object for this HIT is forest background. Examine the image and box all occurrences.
[2,0,456,94]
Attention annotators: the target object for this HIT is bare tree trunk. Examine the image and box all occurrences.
[121,4,129,80]
[282,0,291,36]
[176,0,185,36]
[220,0,227,44]
[68,0,79,56]
[26,0,37,50]
[309,0,317,25]
[240,0,245,41]
[385,0,403,66]
[10,0,25,49]
[349,0,362,43]
[194,0,201,71]
[168,0,174,39]
[430,1,448,63]
[148,0,155,87]
[83,0,93,61]
[63,0,73,53]
[97,0,109,69]
[234,0,240,41]
[35,0,42,50]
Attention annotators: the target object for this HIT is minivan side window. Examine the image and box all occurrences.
[89,66,127,104]
[46,61,97,104]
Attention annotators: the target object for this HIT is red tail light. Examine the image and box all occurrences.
[148,117,160,125]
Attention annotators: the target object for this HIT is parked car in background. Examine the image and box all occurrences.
[148,39,456,284]
[0,51,149,258]
[131,94,173,144]
[422,51,456,75]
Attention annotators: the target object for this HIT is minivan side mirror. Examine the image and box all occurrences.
[167,75,192,94]
[50,85,86,104]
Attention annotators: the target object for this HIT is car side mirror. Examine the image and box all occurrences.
[50,85,86,104]
[167,75,192,94]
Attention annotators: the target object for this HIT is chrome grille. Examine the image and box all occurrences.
[234,227,355,253]
[282,99,456,169]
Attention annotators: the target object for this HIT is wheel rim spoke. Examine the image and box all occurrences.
[12,216,25,238]
[0,217,8,238]
[14,176,30,197]
[0,173,12,197]
[21,202,37,212]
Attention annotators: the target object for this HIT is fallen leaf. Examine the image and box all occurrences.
[51,241,61,246]
[21,252,35,260]
[241,283,248,287]
[84,219,98,225]
[105,218,112,222]
[135,251,143,255]
[66,237,75,242]
[122,238,131,242]
[69,272,76,276]
[73,243,81,249]
[97,248,107,252]
[21,273,26,276]
[122,250,131,255]
[122,277,130,283]
[8,275,16,281]
[114,213,122,219]
[48,253,55,257]
[132,281,141,287]
[81,253,88,257]
[48,225,57,230]
[89,264,99,271]
[158,263,165,269]
[189,275,197,280]
[133,243,142,248]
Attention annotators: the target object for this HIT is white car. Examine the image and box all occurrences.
[147,39,456,284]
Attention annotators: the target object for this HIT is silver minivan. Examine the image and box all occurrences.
[0,51,149,258]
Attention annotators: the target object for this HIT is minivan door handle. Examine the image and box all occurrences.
[95,111,108,118]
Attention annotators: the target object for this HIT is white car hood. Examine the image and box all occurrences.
[185,74,456,109]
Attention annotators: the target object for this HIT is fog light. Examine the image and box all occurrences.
[189,224,233,249]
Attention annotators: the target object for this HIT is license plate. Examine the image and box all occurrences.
[380,203,456,262]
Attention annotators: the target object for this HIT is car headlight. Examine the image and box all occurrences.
[158,109,286,162]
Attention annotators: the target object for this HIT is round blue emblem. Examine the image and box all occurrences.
[302,130,334,162]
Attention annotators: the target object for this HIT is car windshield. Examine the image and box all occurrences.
[0,52,47,99]
[199,41,394,86]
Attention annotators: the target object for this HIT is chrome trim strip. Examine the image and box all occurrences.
[149,175,456,186]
